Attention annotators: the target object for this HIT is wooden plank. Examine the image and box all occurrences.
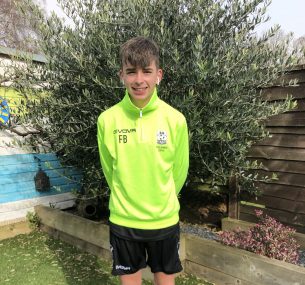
[0,200,75,223]
[1,169,81,184]
[40,225,111,260]
[0,183,79,204]
[249,182,305,201]
[41,224,112,262]
[239,211,260,223]
[0,166,78,179]
[35,205,110,250]
[0,160,65,175]
[0,153,58,166]
[185,235,305,285]
[0,195,75,223]
[253,170,305,188]
[267,126,305,135]
[273,71,305,85]
[262,84,305,101]
[266,112,305,127]
[256,133,305,148]
[267,119,305,127]
[243,195,305,214]
[248,145,305,161]
[240,205,305,228]
[228,176,240,219]
[1,178,80,194]
[239,212,305,234]
[289,64,305,71]
[1,174,81,191]
[185,260,255,285]
[252,158,305,174]
[265,100,305,113]
[0,192,74,213]
[289,100,305,112]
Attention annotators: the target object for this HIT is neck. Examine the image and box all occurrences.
[130,96,152,109]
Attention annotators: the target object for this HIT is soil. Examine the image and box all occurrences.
[179,188,228,230]
[65,188,228,231]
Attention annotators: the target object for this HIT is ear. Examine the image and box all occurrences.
[157,69,163,84]
[119,69,124,84]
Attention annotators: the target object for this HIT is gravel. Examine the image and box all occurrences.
[180,222,220,241]
[180,222,305,268]
[298,250,305,267]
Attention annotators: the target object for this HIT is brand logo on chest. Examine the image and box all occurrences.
[156,130,167,145]
[113,129,136,134]
[113,128,136,143]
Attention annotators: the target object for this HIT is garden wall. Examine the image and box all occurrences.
[0,48,81,223]
[240,65,305,233]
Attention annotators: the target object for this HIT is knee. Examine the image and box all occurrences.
[153,272,176,285]
[120,269,142,285]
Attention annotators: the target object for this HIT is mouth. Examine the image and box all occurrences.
[132,87,147,91]
[131,87,148,95]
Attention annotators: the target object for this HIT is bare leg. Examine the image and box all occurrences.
[153,272,175,285]
[120,270,142,285]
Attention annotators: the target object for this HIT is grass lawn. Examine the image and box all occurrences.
[0,231,213,285]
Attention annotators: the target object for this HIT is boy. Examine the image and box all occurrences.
[97,36,189,285]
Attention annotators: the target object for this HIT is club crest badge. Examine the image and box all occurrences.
[156,130,167,145]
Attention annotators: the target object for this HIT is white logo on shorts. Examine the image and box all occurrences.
[116,265,131,271]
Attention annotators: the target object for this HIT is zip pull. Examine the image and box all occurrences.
[140,109,143,118]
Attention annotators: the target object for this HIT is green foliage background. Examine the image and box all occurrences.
[11,0,299,196]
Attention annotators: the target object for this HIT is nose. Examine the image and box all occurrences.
[134,71,144,84]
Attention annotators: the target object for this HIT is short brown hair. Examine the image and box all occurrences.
[120,36,160,68]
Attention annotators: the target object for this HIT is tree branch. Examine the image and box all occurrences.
[2,124,40,137]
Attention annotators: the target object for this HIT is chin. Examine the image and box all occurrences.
[131,94,149,100]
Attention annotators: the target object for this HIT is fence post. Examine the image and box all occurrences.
[228,176,240,219]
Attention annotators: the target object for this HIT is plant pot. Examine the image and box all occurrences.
[77,197,100,219]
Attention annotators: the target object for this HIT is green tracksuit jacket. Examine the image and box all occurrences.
[97,88,189,229]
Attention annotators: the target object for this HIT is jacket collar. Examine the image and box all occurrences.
[121,88,160,117]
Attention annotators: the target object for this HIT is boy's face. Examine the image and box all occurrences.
[120,60,162,108]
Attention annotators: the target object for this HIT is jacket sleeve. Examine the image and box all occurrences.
[173,116,189,195]
[97,116,113,190]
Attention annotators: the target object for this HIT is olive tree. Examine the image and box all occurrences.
[11,0,298,197]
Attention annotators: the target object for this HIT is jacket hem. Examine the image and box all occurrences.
[109,213,179,230]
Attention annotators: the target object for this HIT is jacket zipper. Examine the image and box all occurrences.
[139,109,143,141]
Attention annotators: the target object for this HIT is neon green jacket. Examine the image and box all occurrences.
[97,88,189,229]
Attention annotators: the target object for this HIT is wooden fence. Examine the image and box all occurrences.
[232,65,305,234]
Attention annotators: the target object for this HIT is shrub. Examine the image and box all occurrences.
[9,0,299,197]
[219,210,300,264]
[26,211,41,230]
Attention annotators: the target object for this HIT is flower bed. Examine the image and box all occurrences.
[219,210,300,264]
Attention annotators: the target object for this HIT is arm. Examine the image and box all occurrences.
[97,116,113,190]
[173,116,189,194]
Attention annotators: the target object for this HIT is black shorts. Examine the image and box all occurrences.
[109,226,182,276]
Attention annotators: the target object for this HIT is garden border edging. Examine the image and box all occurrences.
[35,205,305,285]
